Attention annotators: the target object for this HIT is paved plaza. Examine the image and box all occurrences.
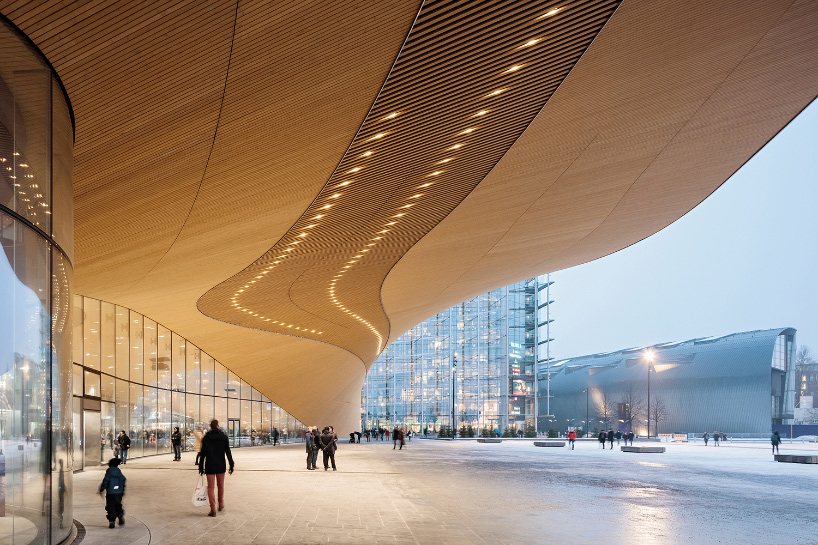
[73,439,818,545]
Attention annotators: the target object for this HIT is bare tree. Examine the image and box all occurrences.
[618,384,645,434]
[795,345,817,407]
[596,390,614,430]
[651,397,669,435]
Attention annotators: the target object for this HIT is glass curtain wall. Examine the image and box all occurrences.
[362,278,539,436]
[0,15,75,544]
[72,295,305,469]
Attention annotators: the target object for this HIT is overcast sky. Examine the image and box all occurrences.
[550,98,818,359]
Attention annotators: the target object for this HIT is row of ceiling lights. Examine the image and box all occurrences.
[228,6,564,347]
[1,152,51,223]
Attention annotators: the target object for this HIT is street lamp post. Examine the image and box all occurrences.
[644,349,654,438]
[452,355,457,438]
[583,388,589,437]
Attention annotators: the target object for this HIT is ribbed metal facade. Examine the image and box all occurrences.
[538,328,796,435]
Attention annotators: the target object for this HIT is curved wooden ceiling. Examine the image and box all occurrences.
[2,0,816,433]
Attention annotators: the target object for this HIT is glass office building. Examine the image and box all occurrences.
[71,295,306,470]
[362,277,550,435]
[0,16,75,543]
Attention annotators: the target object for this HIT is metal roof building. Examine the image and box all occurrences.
[538,328,796,435]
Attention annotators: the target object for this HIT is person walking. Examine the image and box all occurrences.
[598,431,606,449]
[319,427,337,471]
[627,431,634,446]
[385,428,391,442]
[702,431,709,446]
[193,427,204,466]
[272,427,279,446]
[99,458,126,528]
[607,429,614,449]
[364,429,370,442]
[393,426,400,450]
[713,431,720,447]
[771,431,782,454]
[198,420,235,517]
[171,427,182,461]
[615,431,622,445]
[117,431,130,464]
[568,429,577,450]
[305,428,316,470]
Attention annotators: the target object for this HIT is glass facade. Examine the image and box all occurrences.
[72,295,305,470]
[362,278,543,436]
[0,15,75,544]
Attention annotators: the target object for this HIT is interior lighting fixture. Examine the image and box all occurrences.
[448,144,464,150]
[378,230,389,234]
[386,222,396,226]
[368,133,387,141]
[19,163,28,167]
[394,213,405,217]
[347,167,362,173]
[372,236,383,240]
[419,183,432,188]
[504,65,524,73]
[437,158,454,164]
[410,194,422,199]
[400,204,413,209]
[458,128,476,135]
[330,193,341,199]
[429,171,443,176]
[337,181,352,187]
[313,214,325,219]
[473,110,490,117]
[321,204,332,209]
[537,7,561,19]
[360,151,374,157]
[486,88,507,97]
[298,233,308,238]
[382,112,399,120]
[306,224,317,228]
[285,248,294,252]
[519,38,541,48]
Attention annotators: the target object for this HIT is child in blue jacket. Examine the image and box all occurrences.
[99,458,126,528]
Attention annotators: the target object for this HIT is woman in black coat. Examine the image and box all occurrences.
[198,420,234,517]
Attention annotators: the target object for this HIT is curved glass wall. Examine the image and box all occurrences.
[72,295,305,469]
[0,15,75,545]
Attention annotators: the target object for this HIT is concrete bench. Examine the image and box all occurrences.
[534,441,565,447]
[621,446,665,453]
[775,454,818,464]
[477,438,502,443]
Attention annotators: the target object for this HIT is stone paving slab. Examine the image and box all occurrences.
[621,445,666,453]
[533,441,565,447]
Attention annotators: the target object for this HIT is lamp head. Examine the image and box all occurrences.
[644,349,655,363]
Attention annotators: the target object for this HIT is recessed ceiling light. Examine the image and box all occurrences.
[458,128,476,135]
[368,133,387,141]
[347,167,362,173]
[338,181,352,187]
[394,213,405,217]
[386,222,396,226]
[410,194,422,199]
[504,65,524,73]
[314,214,325,219]
[360,151,374,157]
[429,171,443,176]
[321,204,332,209]
[419,183,432,188]
[299,233,308,237]
[448,144,464,150]
[382,112,399,120]
[519,38,541,48]
[537,8,561,19]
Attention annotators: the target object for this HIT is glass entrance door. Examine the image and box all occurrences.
[83,410,102,468]
[227,418,240,448]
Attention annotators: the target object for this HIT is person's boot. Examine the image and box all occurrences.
[109,521,115,529]
[118,516,125,526]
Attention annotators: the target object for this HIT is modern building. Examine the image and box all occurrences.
[537,328,797,436]
[71,295,306,471]
[362,277,552,435]
[2,2,818,542]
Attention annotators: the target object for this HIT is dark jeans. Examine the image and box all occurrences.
[772,443,780,454]
[173,444,181,459]
[105,494,124,522]
[120,449,128,464]
[323,448,336,470]
[569,439,575,449]
[311,449,318,468]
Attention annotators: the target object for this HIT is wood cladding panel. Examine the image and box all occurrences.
[197,0,621,362]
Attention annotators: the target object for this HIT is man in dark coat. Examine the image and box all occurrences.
[598,431,606,449]
[99,458,126,528]
[272,427,279,446]
[305,428,316,470]
[171,427,182,461]
[319,427,337,471]
[198,420,234,517]
[607,429,614,449]
[117,431,131,464]
[771,431,782,454]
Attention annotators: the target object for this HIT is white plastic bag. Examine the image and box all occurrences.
[192,475,208,507]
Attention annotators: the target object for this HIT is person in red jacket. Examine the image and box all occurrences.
[568,430,577,450]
